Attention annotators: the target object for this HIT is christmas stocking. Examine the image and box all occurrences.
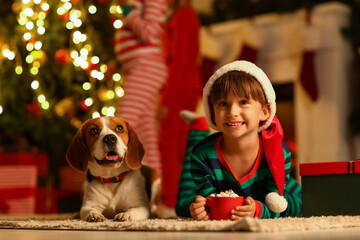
[237,19,261,64]
[237,44,258,63]
[300,10,320,101]
[201,56,217,87]
[300,51,318,101]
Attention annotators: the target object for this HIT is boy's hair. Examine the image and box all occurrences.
[210,70,267,106]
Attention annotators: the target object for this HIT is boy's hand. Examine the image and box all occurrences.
[190,195,210,221]
[230,197,256,220]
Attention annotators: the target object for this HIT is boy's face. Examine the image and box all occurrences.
[213,92,270,139]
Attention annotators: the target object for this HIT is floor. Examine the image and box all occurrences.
[2,228,360,240]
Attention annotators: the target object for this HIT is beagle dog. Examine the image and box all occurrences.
[66,116,162,222]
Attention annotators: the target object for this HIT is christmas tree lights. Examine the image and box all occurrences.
[0,0,126,169]
[0,0,125,120]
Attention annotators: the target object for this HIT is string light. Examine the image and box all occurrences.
[2,49,15,60]
[113,19,123,29]
[92,112,100,118]
[116,87,124,97]
[41,101,49,110]
[31,80,39,90]
[7,0,127,117]
[82,82,91,90]
[113,73,121,81]
[34,41,42,50]
[84,98,93,106]
[15,0,50,113]
[91,56,99,64]
[41,3,49,11]
[37,26,45,35]
[88,5,97,14]
[38,94,46,103]
[101,106,108,116]
[107,107,115,116]
[15,66,23,75]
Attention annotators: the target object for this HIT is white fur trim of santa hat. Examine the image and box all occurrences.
[203,60,276,132]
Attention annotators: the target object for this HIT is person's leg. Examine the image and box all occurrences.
[136,99,162,173]
[159,94,200,208]
[116,56,167,174]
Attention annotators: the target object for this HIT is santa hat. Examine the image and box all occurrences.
[203,60,288,213]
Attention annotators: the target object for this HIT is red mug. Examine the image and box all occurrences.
[206,196,244,220]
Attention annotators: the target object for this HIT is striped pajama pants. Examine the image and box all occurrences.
[116,55,167,175]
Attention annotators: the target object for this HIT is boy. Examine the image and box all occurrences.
[176,60,302,219]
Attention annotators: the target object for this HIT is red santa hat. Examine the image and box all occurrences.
[203,60,288,213]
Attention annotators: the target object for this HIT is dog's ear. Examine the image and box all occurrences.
[66,124,90,172]
[125,121,144,170]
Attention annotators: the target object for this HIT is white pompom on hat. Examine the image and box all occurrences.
[203,60,287,213]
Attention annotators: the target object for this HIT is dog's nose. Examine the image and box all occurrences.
[103,134,117,146]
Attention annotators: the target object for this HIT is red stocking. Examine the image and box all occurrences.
[201,56,217,87]
[300,51,318,101]
[237,44,258,63]
[301,8,319,102]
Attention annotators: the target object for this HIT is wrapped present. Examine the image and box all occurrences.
[0,152,48,177]
[300,160,360,217]
[57,167,85,213]
[58,166,86,192]
[0,165,37,214]
[36,187,58,214]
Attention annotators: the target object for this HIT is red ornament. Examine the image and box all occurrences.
[105,60,118,80]
[80,99,90,111]
[109,16,117,25]
[58,12,70,22]
[27,101,41,117]
[83,62,98,75]
[71,0,83,5]
[55,49,71,65]
[97,0,108,4]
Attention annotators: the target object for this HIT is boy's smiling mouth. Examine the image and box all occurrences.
[226,122,244,127]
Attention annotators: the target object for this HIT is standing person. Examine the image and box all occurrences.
[114,0,168,174]
[176,60,302,219]
[158,0,202,210]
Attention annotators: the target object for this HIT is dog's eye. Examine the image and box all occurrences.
[115,125,124,133]
[89,127,99,136]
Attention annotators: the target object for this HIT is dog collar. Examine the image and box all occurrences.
[87,171,129,183]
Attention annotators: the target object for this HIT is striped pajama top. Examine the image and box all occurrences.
[189,132,302,219]
[114,0,167,62]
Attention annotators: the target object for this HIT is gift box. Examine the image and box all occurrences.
[0,165,37,214]
[58,166,86,192]
[56,167,85,213]
[36,187,58,214]
[0,152,48,177]
[300,160,360,217]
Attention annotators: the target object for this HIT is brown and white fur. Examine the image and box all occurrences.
[66,116,162,222]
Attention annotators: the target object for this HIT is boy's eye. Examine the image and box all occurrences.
[240,100,248,105]
[218,101,227,107]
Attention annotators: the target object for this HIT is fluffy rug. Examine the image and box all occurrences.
[1,214,360,232]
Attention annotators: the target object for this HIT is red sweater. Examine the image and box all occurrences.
[161,6,202,103]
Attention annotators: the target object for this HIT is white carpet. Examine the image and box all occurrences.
[1,214,360,232]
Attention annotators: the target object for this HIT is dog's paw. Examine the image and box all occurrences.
[113,212,132,221]
[113,211,146,221]
[85,212,106,222]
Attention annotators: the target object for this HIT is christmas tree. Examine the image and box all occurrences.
[0,0,125,173]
